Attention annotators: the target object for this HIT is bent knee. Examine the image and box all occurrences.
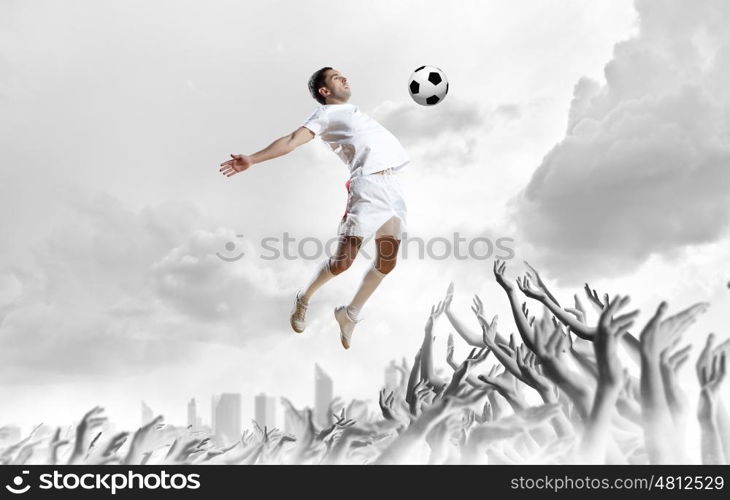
[330,257,355,275]
[376,259,397,275]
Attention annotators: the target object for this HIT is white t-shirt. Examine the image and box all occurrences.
[302,103,410,178]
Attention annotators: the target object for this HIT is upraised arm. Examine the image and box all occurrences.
[580,295,637,463]
[640,301,708,463]
[493,260,537,351]
[405,349,422,407]
[219,127,314,177]
[443,282,486,347]
[421,302,448,390]
[697,334,728,465]
[517,275,596,340]
[697,345,727,465]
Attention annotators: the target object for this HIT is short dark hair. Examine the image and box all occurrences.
[308,67,332,105]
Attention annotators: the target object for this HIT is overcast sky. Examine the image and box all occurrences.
[1,0,729,431]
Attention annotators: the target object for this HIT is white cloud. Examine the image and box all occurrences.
[372,98,520,169]
[513,0,730,283]
[0,193,291,384]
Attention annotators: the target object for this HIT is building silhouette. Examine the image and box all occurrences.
[211,393,241,446]
[254,393,276,430]
[314,364,333,428]
[141,401,154,425]
[187,398,200,428]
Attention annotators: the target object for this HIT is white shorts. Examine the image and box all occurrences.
[337,171,408,240]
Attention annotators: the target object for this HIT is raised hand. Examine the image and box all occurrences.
[374,389,486,465]
[124,415,164,465]
[422,302,449,391]
[640,302,709,358]
[695,333,730,459]
[47,428,70,465]
[426,300,447,330]
[521,302,537,328]
[378,389,404,424]
[219,154,253,177]
[697,348,726,423]
[164,437,207,465]
[659,344,692,427]
[516,275,548,302]
[494,259,514,292]
[595,295,636,388]
[639,301,707,464]
[443,281,455,311]
[405,349,422,407]
[580,295,636,462]
[446,333,458,370]
[491,334,531,383]
[696,333,722,382]
[533,324,594,419]
[474,400,493,424]
[443,347,490,397]
[697,344,727,465]
[478,365,527,412]
[565,294,592,339]
[318,408,356,441]
[471,295,499,345]
[68,407,108,465]
[583,283,609,312]
[516,345,555,401]
[443,283,494,347]
[86,432,129,465]
[327,397,346,423]
[524,261,561,306]
[410,380,437,416]
[493,259,545,350]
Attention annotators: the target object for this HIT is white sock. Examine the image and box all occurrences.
[346,263,386,320]
[301,259,336,303]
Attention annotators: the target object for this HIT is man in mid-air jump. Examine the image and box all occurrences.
[219,67,409,349]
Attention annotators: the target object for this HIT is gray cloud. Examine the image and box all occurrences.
[372,98,488,146]
[0,193,289,384]
[512,0,730,283]
[150,229,289,330]
[371,98,521,169]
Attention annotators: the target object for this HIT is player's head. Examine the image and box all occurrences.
[308,67,351,105]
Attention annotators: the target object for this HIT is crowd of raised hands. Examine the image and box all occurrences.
[1,259,727,464]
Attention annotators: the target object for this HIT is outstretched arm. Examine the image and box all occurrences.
[493,260,537,351]
[219,127,314,177]
[580,295,637,463]
[421,302,449,391]
[697,335,729,464]
[640,301,709,464]
[697,343,726,465]
[517,275,596,340]
[443,282,482,347]
[444,282,508,347]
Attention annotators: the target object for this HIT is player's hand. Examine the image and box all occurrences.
[219,154,252,177]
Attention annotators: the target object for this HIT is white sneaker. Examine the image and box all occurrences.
[290,291,308,333]
[334,305,361,349]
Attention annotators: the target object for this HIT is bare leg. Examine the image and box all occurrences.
[329,235,363,276]
[301,235,362,302]
[345,236,400,320]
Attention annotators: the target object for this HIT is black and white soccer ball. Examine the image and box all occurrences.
[408,66,449,106]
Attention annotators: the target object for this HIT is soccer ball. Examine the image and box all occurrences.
[408,66,449,106]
